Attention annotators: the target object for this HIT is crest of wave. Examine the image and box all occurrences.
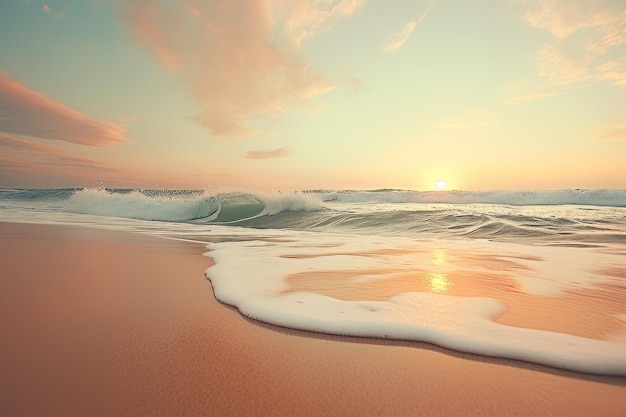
[67,188,218,221]
[257,191,325,215]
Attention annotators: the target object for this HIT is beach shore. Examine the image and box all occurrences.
[1,222,625,417]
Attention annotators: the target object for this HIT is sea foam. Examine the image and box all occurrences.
[205,232,626,375]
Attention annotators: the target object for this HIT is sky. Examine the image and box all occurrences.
[0,0,625,191]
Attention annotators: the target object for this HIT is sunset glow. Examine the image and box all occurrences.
[0,0,624,190]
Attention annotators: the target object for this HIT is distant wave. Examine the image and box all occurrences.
[318,189,626,207]
[0,188,76,201]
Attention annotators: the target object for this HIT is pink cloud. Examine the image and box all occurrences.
[0,133,123,173]
[243,147,293,159]
[0,153,31,172]
[42,4,51,14]
[115,0,362,137]
[0,72,129,146]
[0,133,131,188]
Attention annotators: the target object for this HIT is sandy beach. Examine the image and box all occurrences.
[1,221,625,417]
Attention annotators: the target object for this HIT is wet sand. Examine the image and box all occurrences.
[284,255,626,340]
[1,221,625,417]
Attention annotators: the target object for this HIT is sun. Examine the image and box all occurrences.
[435,180,448,190]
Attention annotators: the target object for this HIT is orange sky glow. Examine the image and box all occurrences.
[0,0,624,191]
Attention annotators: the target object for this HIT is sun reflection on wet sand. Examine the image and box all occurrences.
[425,272,452,293]
[431,249,446,266]
[426,250,452,293]
[283,246,626,340]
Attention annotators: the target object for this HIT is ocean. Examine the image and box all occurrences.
[1,187,625,375]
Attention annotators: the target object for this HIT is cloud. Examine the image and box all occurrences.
[595,60,626,87]
[0,72,129,146]
[517,0,626,91]
[243,147,293,159]
[535,41,590,86]
[42,4,51,13]
[0,153,31,171]
[382,2,434,53]
[0,134,134,187]
[277,0,364,47]
[597,120,626,141]
[115,0,362,137]
[0,133,123,172]
[520,0,621,39]
[382,22,417,53]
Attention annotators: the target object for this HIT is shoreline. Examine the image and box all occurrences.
[1,221,625,416]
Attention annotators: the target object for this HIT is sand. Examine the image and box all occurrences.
[1,222,625,417]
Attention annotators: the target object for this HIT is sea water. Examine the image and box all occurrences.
[1,188,625,374]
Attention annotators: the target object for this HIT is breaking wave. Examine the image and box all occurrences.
[64,188,324,223]
[2,187,624,243]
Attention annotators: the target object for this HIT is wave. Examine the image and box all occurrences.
[319,189,626,207]
[0,188,76,201]
[64,188,324,223]
[66,188,220,221]
[2,188,624,243]
[4,188,626,213]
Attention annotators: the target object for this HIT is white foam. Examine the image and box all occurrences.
[66,188,217,221]
[205,232,626,375]
[257,191,325,215]
[476,244,621,296]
